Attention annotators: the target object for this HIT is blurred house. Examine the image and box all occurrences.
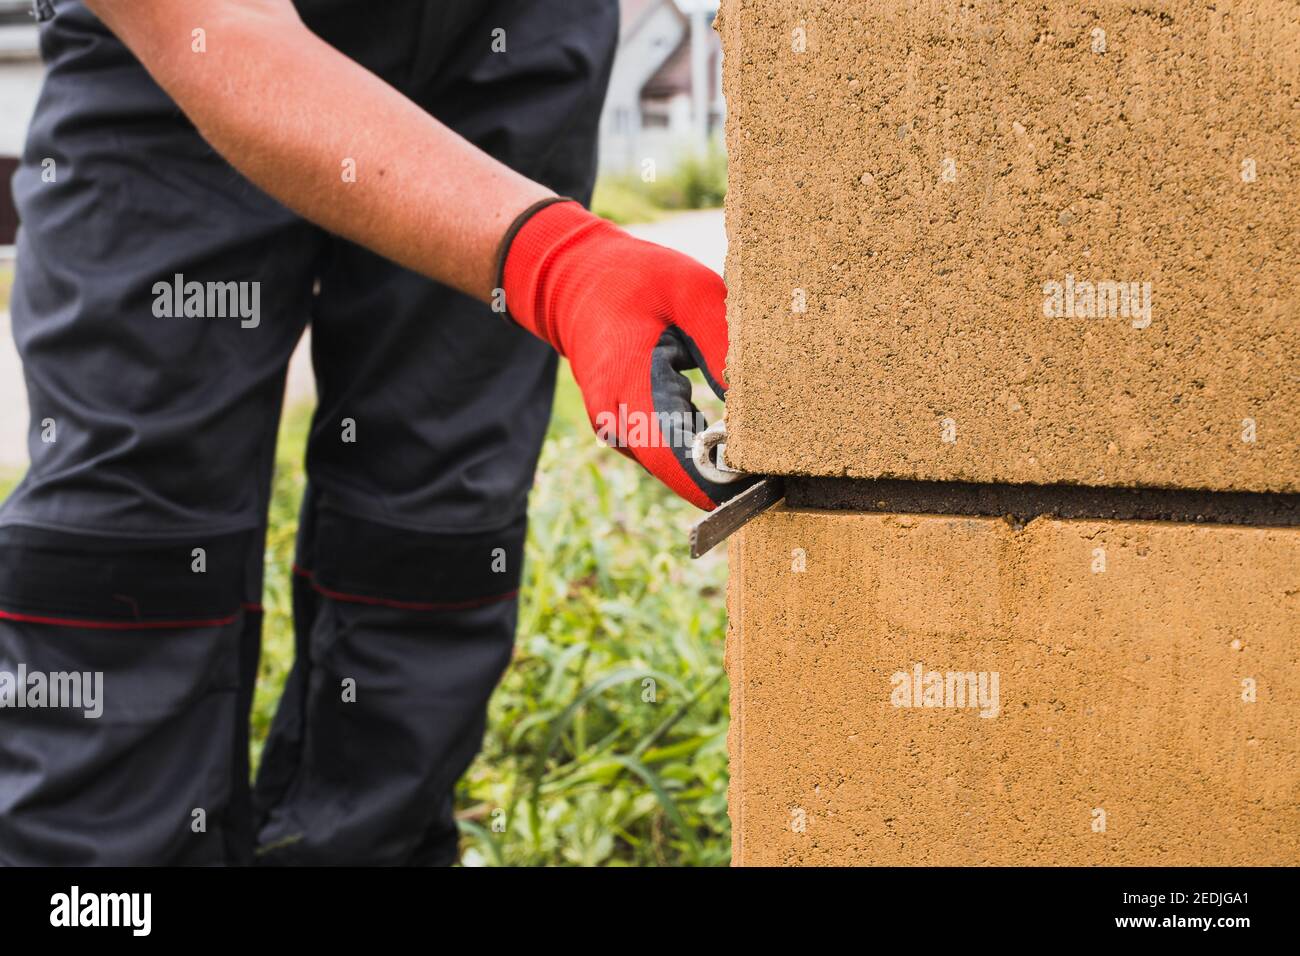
[599,0,723,173]
[0,0,40,245]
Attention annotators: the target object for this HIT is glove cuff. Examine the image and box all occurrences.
[498,198,605,350]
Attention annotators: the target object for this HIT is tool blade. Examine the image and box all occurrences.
[689,477,785,558]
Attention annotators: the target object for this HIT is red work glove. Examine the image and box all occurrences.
[499,198,754,511]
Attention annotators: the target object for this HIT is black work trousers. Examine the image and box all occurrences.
[0,0,617,865]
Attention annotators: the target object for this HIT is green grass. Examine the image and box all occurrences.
[591,179,665,226]
[592,143,728,225]
[256,362,731,866]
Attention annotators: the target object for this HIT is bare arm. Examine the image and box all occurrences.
[84,0,553,302]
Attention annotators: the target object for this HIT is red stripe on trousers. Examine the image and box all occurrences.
[291,565,516,612]
[0,606,258,630]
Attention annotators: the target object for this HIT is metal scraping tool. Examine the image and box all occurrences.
[688,420,784,558]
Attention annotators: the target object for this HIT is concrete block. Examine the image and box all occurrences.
[719,0,1299,492]
[726,509,1299,865]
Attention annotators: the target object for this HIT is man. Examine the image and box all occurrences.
[0,0,741,865]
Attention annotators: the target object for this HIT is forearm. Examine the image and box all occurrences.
[86,0,552,301]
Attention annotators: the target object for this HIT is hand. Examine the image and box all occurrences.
[500,199,752,510]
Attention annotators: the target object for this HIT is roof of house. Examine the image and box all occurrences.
[640,33,690,99]
[640,29,719,101]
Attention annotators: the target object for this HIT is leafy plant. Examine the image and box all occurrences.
[592,143,728,224]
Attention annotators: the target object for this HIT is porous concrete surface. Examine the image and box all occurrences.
[719,0,1299,492]
[726,509,1299,865]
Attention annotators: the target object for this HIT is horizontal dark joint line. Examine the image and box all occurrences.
[783,477,1300,528]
